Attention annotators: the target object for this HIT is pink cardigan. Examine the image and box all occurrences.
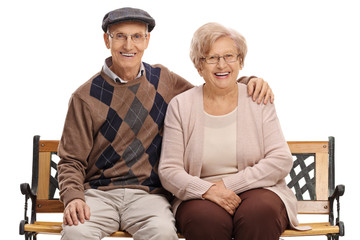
[159,84,309,230]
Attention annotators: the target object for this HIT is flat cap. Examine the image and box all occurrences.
[102,7,156,32]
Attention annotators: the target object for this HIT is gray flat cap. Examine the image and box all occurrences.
[102,7,155,32]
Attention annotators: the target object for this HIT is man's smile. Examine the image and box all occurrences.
[121,52,136,57]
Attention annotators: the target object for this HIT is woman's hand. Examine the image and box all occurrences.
[202,181,241,215]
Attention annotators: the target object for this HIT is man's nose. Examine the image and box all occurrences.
[124,37,134,50]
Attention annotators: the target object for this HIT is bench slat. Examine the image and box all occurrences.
[36,200,64,213]
[287,141,328,153]
[24,222,339,237]
[297,200,329,214]
[282,222,340,236]
[34,199,331,215]
[39,140,59,152]
[38,152,51,199]
[315,152,329,200]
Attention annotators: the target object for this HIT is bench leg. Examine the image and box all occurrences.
[327,234,340,240]
[24,232,37,240]
[24,232,30,240]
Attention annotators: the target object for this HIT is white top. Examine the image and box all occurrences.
[201,108,238,181]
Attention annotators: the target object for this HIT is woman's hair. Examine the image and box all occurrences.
[190,22,247,71]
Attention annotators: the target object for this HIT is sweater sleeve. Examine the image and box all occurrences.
[57,93,94,206]
[222,102,293,193]
[237,76,256,85]
[159,96,213,200]
[169,70,194,95]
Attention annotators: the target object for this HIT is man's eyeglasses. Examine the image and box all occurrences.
[108,32,148,43]
[201,53,240,64]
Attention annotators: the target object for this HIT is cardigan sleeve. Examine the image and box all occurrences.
[222,102,293,194]
[159,96,214,200]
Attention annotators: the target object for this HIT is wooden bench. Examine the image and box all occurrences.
[19,135,345,239]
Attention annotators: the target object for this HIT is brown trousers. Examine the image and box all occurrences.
[176,188,289,240]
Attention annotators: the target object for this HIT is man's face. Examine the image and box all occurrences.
[104,21,150,80]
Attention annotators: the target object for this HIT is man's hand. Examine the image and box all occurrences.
[247,78,274,104]
[202,181,241,215]
[63,199,90,226]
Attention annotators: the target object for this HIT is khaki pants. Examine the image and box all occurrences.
[61,188,177,240]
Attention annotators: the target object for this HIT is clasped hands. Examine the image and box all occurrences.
[202,181,241,215]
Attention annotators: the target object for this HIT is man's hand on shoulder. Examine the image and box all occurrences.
[63,199,91,226]
[247,77,274,105]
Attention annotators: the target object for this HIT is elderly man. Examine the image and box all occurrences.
[57,7,273,240]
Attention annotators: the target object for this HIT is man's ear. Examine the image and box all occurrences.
[104,33,110,49]
[144,32,151,49]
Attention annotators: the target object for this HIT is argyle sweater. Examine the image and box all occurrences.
[57,62,193,206]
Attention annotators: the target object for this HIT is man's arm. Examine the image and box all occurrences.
[58,94,94,225]
[238,76,274,104]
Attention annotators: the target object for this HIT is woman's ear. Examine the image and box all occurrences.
[197,68,203,77]
[239,59,243,70]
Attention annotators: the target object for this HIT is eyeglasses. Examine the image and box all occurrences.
[201,53,240,64]
[108,32,148,43]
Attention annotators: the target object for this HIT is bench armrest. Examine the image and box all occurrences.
[329,184,345,199]
[20,183,36,201]
[328,184,345,236]
[20,182,37,235]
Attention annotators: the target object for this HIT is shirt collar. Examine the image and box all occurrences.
[103,57,145,84]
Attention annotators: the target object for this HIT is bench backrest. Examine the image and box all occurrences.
[287,138,334,214]
[31,135,335,215]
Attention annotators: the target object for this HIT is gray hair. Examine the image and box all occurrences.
[190,22,247,71]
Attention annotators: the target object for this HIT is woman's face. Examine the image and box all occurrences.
[199,36,241,91]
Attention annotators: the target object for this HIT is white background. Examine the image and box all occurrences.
[1,0,359,239]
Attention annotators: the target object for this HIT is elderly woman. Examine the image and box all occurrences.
[159,22,309,240]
